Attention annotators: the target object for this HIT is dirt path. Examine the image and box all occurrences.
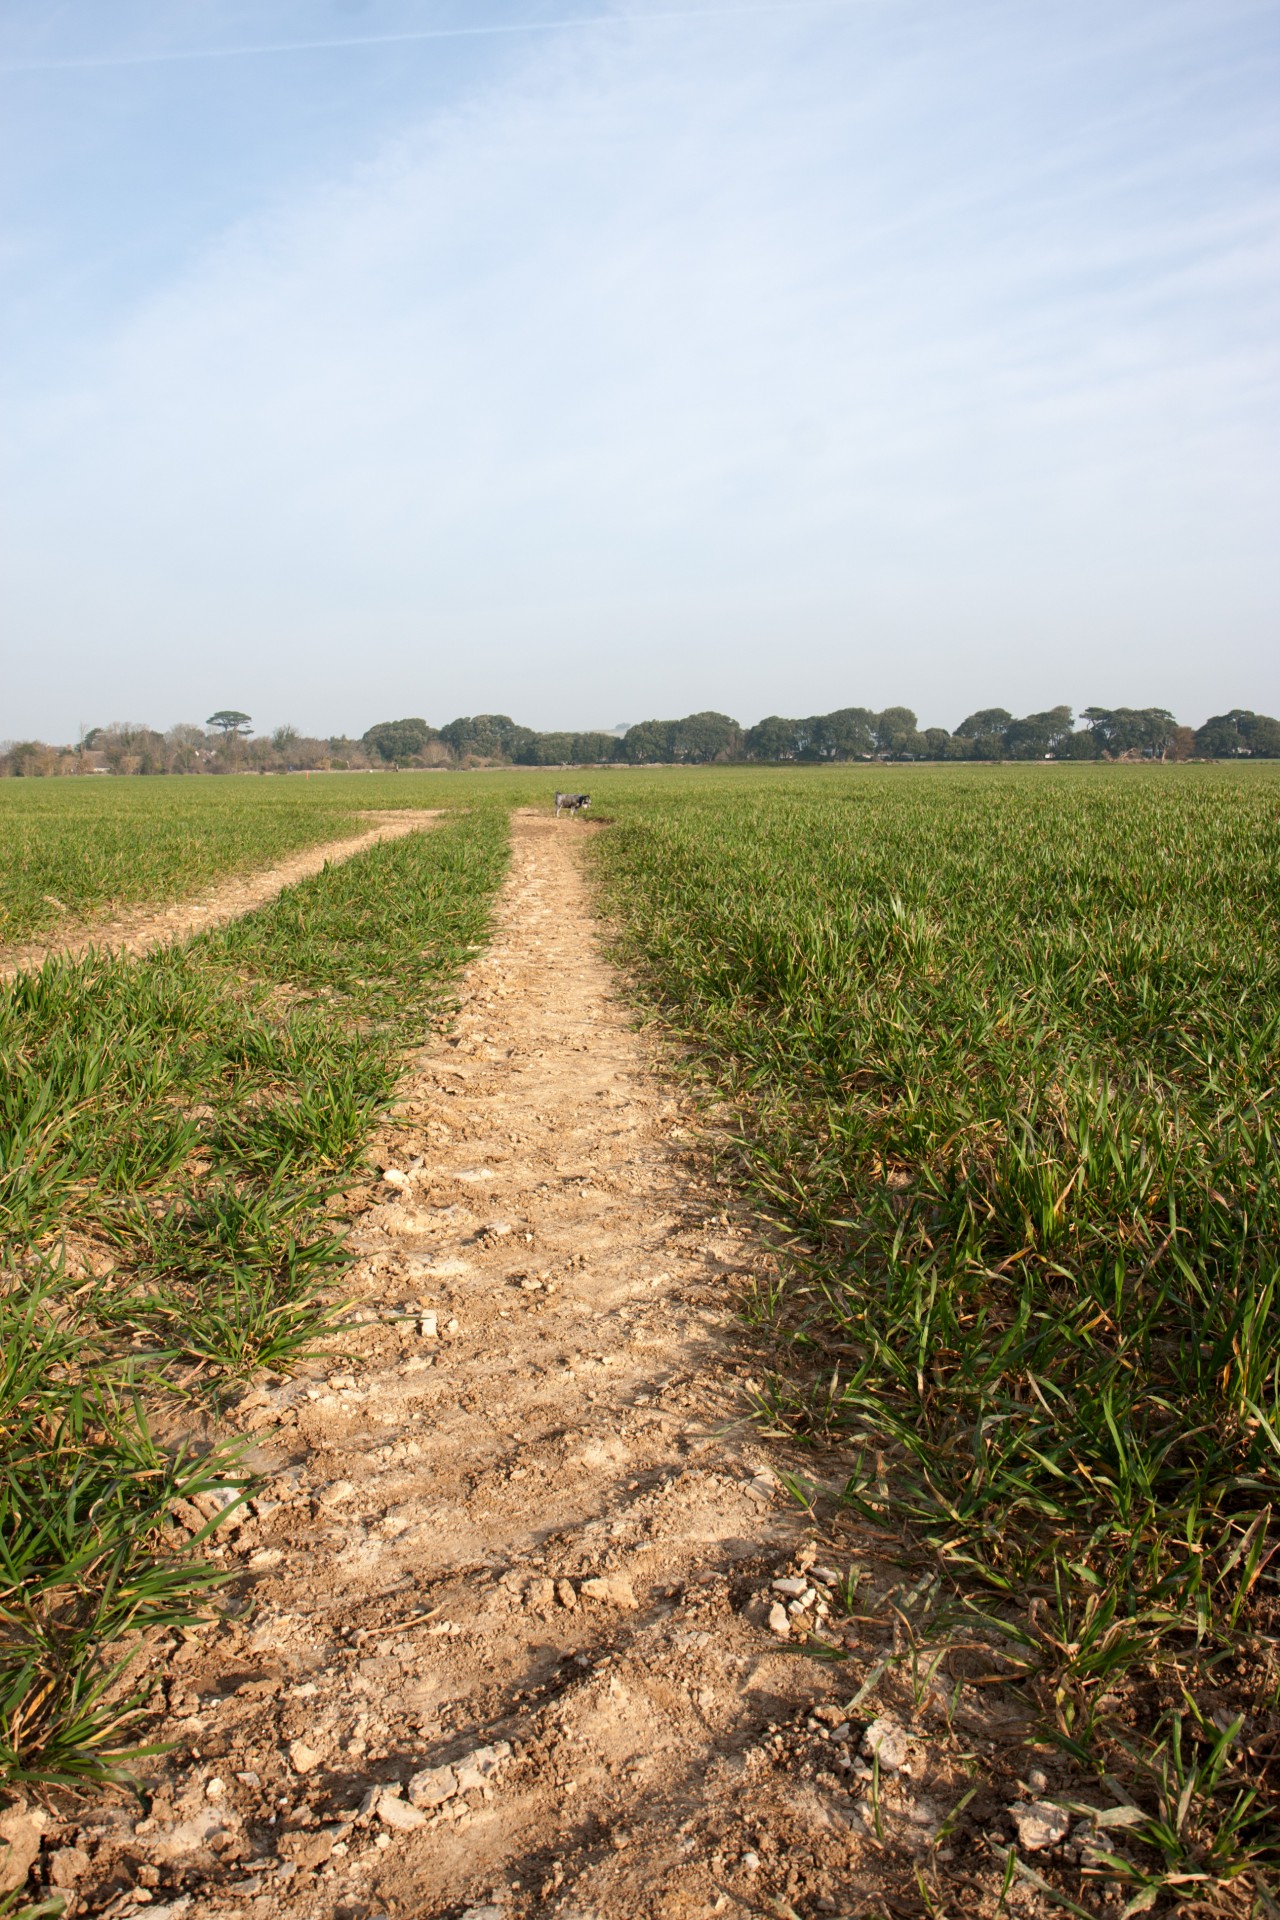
[0,811,439,981]
[59,813,1057,1920]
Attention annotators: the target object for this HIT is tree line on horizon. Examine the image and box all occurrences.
[3,702,1278,777]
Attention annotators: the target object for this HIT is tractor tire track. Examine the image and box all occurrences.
[0,811,440,980]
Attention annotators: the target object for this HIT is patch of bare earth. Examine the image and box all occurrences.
[49,813,1097,1920]
[0,811,440,980]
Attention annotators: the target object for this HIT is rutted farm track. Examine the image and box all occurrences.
[54,813,1064,1920]
[0,811,439,981]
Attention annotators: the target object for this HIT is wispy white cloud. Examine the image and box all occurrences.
[0,2,857,73]
[3,0,1277,735]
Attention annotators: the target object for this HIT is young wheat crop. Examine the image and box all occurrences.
[0,769,475,945]
[594,761,1280,1903]
[0,807,508,1787]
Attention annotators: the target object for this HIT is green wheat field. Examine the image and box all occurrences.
[2,762,1278,1907]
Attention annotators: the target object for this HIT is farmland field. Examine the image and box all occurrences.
[0,772,460,943]
[3,760,1279,1907]
[0,805,508,1785]
[592,760,1280,1886]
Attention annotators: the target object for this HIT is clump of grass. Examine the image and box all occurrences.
[111,1180,350,1378]
[0,806,509,1789]
[0,1265,239,1787]
[595,763,1280,1904]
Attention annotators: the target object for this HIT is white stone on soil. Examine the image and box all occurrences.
[453,1743,511,1791]
[860,1716,909,1771]
[377,1792,426,1832]
[1009,1801,1070,1851]
[579,1573,638,1609]
[407,1765,457,1809]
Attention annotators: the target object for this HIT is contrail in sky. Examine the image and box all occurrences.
[0,3,850,75]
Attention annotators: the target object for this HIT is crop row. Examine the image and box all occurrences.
[0,790,379,948]
[0,809,508,1789]
[595,762,1280,1907]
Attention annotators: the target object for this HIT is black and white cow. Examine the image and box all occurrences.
[554,791,591,818]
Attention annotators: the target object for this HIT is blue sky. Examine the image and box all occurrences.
[2,0,1277,740]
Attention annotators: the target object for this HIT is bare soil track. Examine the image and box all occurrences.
[0,811,439,980]
[53,814,1077,1920]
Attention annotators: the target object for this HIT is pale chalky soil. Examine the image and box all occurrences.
[61,813,1065,1920]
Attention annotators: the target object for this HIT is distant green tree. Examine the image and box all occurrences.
[921,727,952,758]
[875,707,920,756]
[512,731,571,765]
[1056,729,1101,759]
[745,716,802,760]
[620,713,743,763]
[207,710,252,737]
[955,707,1013,741]
[1196,711,1250,756]
[1005,706,1074,758]
[516,730,620,764]
[810,708,878,759]
[971,732,1007,760]
[671,712,743,762]
[571,732,622,763]
[1082,707,1178,757]
[439,714,525,761]
[362,717,436,762]
[1194,709,1280,757]
[622,719,677,763]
